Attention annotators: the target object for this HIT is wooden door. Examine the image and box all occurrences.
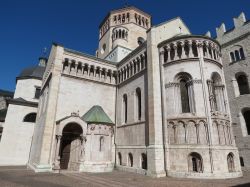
[60,140,71,169]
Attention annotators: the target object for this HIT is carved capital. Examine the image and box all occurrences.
[165,82,180,88]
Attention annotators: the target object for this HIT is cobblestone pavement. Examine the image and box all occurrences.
[0,167,249,187]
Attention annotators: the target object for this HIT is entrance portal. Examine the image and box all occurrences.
[60,123,83,170]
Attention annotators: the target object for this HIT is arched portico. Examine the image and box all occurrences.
[53,113,87,171]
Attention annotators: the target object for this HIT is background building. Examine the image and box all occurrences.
[0,89,14,140]
[216,12,250,170]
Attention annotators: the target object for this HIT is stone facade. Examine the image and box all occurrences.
[216,12,250,170]
[0,6,244,179]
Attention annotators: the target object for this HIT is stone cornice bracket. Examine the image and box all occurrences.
[165,82,180,88]
[192,79,202,84]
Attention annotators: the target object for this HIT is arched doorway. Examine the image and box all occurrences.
[60,123,83,170]
[188,152,203,173]
[227,153,235,172]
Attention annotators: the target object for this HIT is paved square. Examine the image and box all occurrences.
[0,167,249,187]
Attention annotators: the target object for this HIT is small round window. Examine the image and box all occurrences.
[137,37,145,45]
[101,43,106,54]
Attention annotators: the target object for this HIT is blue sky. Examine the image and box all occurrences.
[0,0,249,91]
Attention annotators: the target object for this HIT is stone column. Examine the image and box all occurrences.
[134,60,137,74]
[131,62,134,76]
[166,46,170,62]
[68,61,72,74]
[173,43,177,61]
[93,67,97,78]
[75,62,79,75]
[99,69,103,80]
[54,135,62,170]
[118,71,121,83]
[180,41,185,59]
[188,40,194,58]
[197,41,214,172]
[159,49,164,65]
[80,135,87,162]
[121,70,123,82]
[207,80,215,111]
[104,69,107,81]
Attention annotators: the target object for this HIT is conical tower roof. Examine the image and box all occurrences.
[81,105,114,125]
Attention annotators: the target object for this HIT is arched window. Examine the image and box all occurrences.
[192,42,198,57]
[243,109,250,135]
[136,88,142,120]
[63,60,69,71]
[227,153,235,172]
[240,156,244,167]
[209,72,226,112]
[118,152,122,165]
[99,136,104,152]
[141,153,147,170]
[23,113,37,123]
[137,37,145,46]
[230,47,245,62]
[236,73,250,95]
[239,48,245,59]
[235,50,240,61]
[188,152,203,172]
[180,79,190,113]
[128,153,133,167]
[175,72,195,113]
[123,94,128,123]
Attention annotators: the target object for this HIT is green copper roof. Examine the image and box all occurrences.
[81,105,114,125]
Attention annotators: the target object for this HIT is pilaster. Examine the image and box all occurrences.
[146,28,166,177]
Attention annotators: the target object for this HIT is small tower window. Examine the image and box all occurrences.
[123,94,128,123]
[34,87,41,99]
[239,48,245,59]
[99,136,104,152]
[230,52,235,62]
[235,50,240,61]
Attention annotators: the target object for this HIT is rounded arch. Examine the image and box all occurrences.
[227,152,235,172]
[174,72,192,82]
[242,108,250,135]
[62,123,83,135]
[188,152,203,172]
[211,72,222,85]
[56,115,87,136]
[175,72,194,113]
[135,87,142,121]
[235,72,250,95]
[23,112,37,123]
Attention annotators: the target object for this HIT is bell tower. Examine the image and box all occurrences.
[97,6,151,62]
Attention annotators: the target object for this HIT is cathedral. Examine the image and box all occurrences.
[0,6,247,179]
